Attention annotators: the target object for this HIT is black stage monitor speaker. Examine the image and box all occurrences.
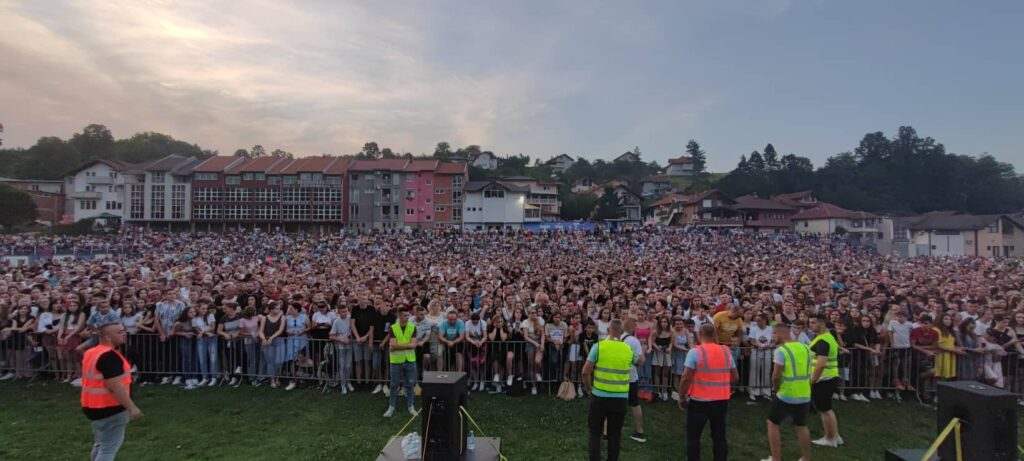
[884,448,928,461]
[937,380,1017,461]
[421,371,469,461]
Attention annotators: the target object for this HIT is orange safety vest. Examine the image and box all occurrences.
[81,344,132,409]
[688,343,732,401]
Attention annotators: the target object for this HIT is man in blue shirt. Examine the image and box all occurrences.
[439,310,465,372]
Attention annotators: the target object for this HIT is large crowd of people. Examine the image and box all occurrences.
[2,228,1023,406]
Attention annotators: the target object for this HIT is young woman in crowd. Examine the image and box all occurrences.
[174,307,198,389]
[259,302,286,388]
[595,308,612,340]
[465,311,487,391]
[544,311,567,382]
[136,303,159,384]
[522,308,545,395]
[119,301,144,378]
[193,302,219,387]
[956,318,983,381]
[746,313,774,401]
[564,313,584,394]
[56,300,85,384]
[670,317,692,401]
[217,302,245,386]
[283,301,310,391]
[506,307,526,386]
[37,300,61,379]
[849,314,882,400]
[649,315,673,401]
[7,304,36,378]
[239,306,263,385]
[329,304,354,395]
[486,313,509,393]
[634,309,653,391]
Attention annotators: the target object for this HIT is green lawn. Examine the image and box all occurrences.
[2,381,946,460]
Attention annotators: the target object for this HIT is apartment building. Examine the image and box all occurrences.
[63,159,140,223]
[124,155,201,230]
[501,176,561,221]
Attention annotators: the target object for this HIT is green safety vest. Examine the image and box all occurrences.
[592,339,632,394]
[389,322,416,364]
[808,332,839,380]
[777,341,812,400]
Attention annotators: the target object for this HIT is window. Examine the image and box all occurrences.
[151,172,165,183]
[130,184,144,219]
[85,185,95,192]
[803,221,809,227]
[435,206,444,213]
[382,173,391,183]
[267,175,280,186]
[194,172,217,181]
[350,204,359,217]
[282,175,297,186]
[151,185,165,219]
[225,176,240,186]
[484,189,505,198]
[406,208,415,215]
[171,185,186,219]
[80,200,97,210]
[382,205,391,216]
[242,173,254,181]
[351,174,359,181]
[435,189,444,194]
[453,207,461,220]
[254,173,266,181]
[452,176,463,187]
[393,205,399,215]
[110,172,118,179]
[406,190,416,199]
[107,185,113,192]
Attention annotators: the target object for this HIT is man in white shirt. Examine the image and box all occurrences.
[618,318,647,443]
[886,310,912,391]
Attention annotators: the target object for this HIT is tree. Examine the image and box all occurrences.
[0,184,37,228]
[560,192,598,220]
[747,151,766,172]
[270,149,293,159]
[234,148,249,158]
[110,132,204,163]
[433,142,452,160]
[21,137,81,179]
[685,140,707,174]
[70,124,114,159]
[250,145,267,158]
[593,188,624,220]
[0,122,4,147]
[763,143,779,170]
[381,148,396,159]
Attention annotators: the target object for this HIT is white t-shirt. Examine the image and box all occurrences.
[747,324,774,349]
[622,334,643,383]
[888,320,912,349]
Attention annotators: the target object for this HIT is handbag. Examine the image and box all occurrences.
[557,380,576,401]
[638,389,655,402]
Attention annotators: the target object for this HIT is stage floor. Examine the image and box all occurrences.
[376,436,502,461]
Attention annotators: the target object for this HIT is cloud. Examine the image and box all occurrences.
[0,0,557,156]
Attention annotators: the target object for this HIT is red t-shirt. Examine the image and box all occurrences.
[910,326,938,346]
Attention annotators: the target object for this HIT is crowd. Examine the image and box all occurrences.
[2,228,1023,406]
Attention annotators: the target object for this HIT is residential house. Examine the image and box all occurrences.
[431,161,467,228]
[347,159,408,230]
[501,176,561,221]
[124,154,201,230]
[613,151,640,163]
[731,195,798,232]
[665,155,694,177]
[470,151,499,170]
[461,180,537,230]
[646,193,687,225]
[571,178,595,194]
[772,190,819,209]
[0,177,65,225]
[905,212,1024,257]
[791,203,890,240]
[640,175,673,198]
[545,154,575,174]
[63,159,141,223]
[607,184,643,223]
[669,190,739,227]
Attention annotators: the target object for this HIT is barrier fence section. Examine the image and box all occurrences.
[3,334,1021,400]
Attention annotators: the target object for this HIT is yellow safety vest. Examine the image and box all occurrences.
[389,322,416,364]
[809,332,839,380]
[592,339,632,394]
[778,341,812,400]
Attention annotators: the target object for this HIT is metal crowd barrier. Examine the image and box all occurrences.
[1,336,1020,401]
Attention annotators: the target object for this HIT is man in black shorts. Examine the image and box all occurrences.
[808,315,843,448]
[762,323,811,461]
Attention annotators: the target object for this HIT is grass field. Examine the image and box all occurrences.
[1,381,948,460]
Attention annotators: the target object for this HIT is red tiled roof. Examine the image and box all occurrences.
[349,159,410,172]
[325,157,350,174]
[650,193,686,207]
[404,159,439,172]
[792,203,878,220]
[436,162,467,174]
[281,156,334,174]
[668,155,693,165]
[193,156,246,173]
[226,156,284,173]
[732,195,796,211]
[267,159,296,174]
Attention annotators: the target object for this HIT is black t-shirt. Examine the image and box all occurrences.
[82,350,127,421]
[372,310,396,341]
[811,339,830,357]
[352,306,374,337]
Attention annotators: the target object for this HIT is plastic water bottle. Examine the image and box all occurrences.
[467,431,476,451]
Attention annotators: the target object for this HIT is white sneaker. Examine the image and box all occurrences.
[160,377,171,385]
[341,386,348,395]
[383,386,391,397]
[506,375,514,386]
[493,373,501,383]
[347,383,355,392]
[229,377,239,387]
[838,393,848,401]
[408,406,417,416]
[812,437,839,447]
[198,378,209,386]
[531,386,537,395]
[749,393,757,401]
[535,373,542,382]
[208,378,218,387]
[172,376,182,386]
[71,378,82,387]
[372,384,383,394]
[0,372,15,381]
[671,391,680,402]
[835,436,845,446]
[383,406,395,418]
[235,366,243,374]
[872,390,882,399]
[285,381,297,391]
[183,383,197,391]
[130,365,138,374]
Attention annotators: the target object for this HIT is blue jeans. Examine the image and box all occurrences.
[260,338,283,379]
[178,337,196,380]
[90,410,129,461]
[388,362,417,409]
[196,336,219,379]
[335,345,353,387]
[244,338,260,378]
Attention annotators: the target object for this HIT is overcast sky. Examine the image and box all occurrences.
[2,0,1022,172]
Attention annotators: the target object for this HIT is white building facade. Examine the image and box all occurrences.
[461,181,537,230]
[64,160,132,223]
[124,155,200,229]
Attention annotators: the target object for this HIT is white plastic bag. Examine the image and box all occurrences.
[400,432,422,460]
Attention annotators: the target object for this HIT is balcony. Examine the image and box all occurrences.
[693,217,744,227]
[70,191,101,199]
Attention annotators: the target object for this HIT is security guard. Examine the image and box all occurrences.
[678,323,738,461]
[81,321,143,461]
[762,323,812,461]
[383,306,417,418]
[582,319,638,461]
[809,314,844,447]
